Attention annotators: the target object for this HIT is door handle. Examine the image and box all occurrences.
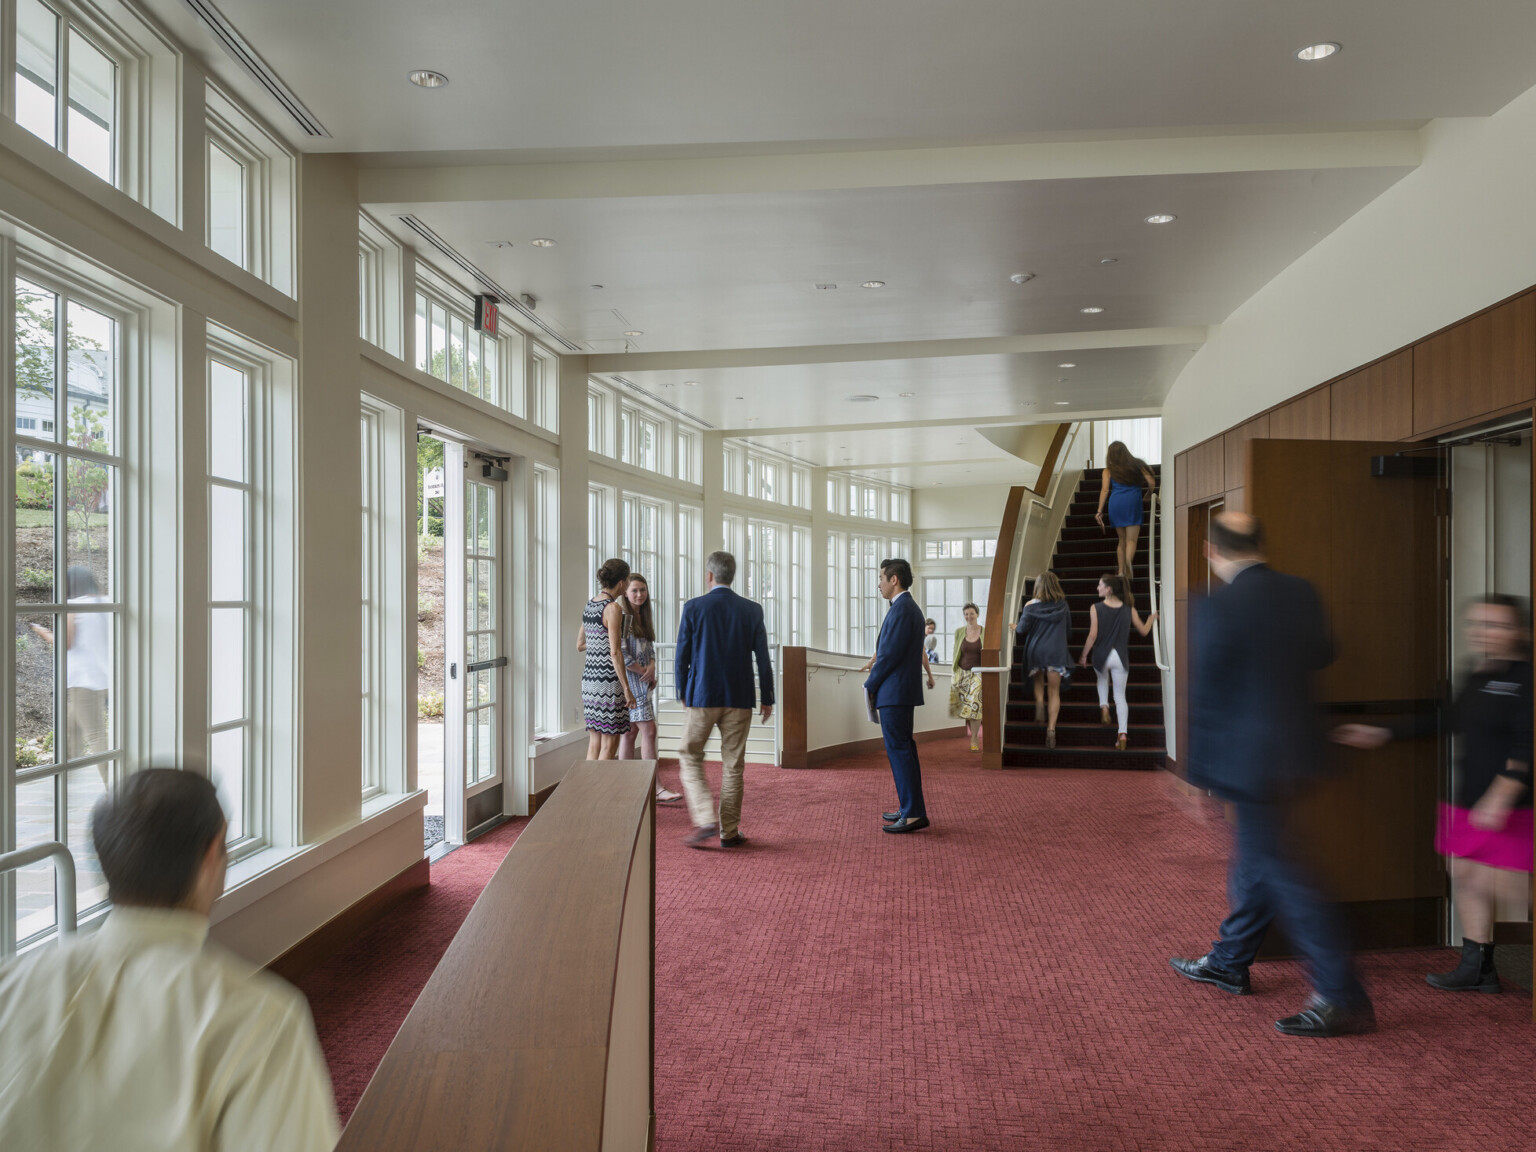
[466,656,509,672]
[450,663,457,679]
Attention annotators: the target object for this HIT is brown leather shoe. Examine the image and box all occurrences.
[719,832,747,847]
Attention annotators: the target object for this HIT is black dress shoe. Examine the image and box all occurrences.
[719,832,747,847]
[882,811,903,823]
[1274,995,1377,1037]
[882,816,930,834]
[1169,954,1252,995]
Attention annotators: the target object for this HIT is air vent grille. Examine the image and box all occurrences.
[611,377,715,429]
[183,0,330,137]
[395,215,581,352]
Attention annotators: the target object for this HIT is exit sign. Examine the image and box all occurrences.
[474,294,499,337]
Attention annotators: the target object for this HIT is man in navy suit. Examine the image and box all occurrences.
[674,550,775,848]
[1171,512,1374,1037]
[865,558,930,834]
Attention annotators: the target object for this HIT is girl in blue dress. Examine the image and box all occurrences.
[1095,440,1158,579]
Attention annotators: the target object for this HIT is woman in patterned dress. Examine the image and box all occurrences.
[949,602,985,751]
[577,557,636,759]
[617,573,683,801]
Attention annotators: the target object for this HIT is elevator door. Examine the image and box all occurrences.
[1249,438,1445,949]
[1448,430,1533,942]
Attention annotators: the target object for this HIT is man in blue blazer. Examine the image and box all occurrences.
[674,551,775,848]
[865,558,930,833]
[1171,512,1373,1037]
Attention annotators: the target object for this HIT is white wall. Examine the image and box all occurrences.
[803,653,956,756]
[1159,80,1536,758]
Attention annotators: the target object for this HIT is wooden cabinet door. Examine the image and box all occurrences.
[1249,438,1445,949]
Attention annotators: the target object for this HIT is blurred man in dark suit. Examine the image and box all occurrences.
[866,558,930,833]
[1170,512,1373,1037]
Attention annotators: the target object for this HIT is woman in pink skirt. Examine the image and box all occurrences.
[1336,595,1532,992]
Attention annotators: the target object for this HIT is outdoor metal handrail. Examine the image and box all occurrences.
[0,841,77,938]
[1149,490,1170,672]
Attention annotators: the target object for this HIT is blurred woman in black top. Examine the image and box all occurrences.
[1336,594,1532,993]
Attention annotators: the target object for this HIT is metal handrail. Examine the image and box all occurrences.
[1149,491,1170,672]
[0,841,77,937]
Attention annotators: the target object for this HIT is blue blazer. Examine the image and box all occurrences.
[864,591,926,709]
[1186,564,1335,803]
[674,586,775,709]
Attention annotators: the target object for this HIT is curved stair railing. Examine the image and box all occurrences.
[978,422,1090,768]
[1148,490,1170,672]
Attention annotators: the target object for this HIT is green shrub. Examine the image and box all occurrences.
[19,567,52,589]
[417,647,427,670]
[14,462,53,510]
[417,593,437,618]
[15,731,53,769]
[417,691,444,719]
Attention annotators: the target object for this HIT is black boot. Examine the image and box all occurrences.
[1426,938,1501,992]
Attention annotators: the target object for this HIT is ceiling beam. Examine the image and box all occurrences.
[592,327,1206,373]
[724,406,1164,438]
[358,128,1421,205]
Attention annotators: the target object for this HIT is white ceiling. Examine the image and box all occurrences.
[137,0,1536,486]
[146,1,1536,152]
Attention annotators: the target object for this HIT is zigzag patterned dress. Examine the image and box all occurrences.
[582,595,631,734]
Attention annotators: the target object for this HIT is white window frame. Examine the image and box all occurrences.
[531,464,559,736]
[6,0,179,220]
[204,326,299,864]
[204,82,294,294]
[358,213,404,358]
[359,393,407,804]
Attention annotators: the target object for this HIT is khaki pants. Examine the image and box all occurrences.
[677,706,753,838]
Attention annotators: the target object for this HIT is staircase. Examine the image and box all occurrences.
[1002,466,1166,770]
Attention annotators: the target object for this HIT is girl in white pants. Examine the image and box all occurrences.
[1078,574,1157,751]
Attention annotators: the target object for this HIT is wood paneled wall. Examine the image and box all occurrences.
[1169,285,1536,772]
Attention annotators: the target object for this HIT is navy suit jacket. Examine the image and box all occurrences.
[674,585,775,710]
[1186,564,1335,803]
[864,591,926,709]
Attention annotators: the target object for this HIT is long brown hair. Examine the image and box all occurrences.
[622,573,656,641]
[1100,572,1134,608]
[1106,440,1149,487]
[1033,572,1065,603]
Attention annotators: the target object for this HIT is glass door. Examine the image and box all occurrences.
[442,444,507,844]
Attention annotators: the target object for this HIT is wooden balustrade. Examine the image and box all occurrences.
[337,760,656,1152]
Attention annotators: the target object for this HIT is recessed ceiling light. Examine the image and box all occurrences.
[1058,362,1076,368]
[862,281,885,289]
[1100,258,1118,265]
[409,70,449,88]
[1144,214,1176,225]
[1009,272,1035,285]
[815,283,837,290]
[898,391,915,397]
[846,394,879,402]
[1296,42,1340,61]
[589,284,604,290]
[683,380,699,387]
[1055,401,1070,406]
[1080,306,1105,314]
[734,396,745,400]
[529,238,557,248]
[624,330,643,337]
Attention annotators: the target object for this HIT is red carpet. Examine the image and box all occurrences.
[296,817,528,1118]
[302,743,1536,1149]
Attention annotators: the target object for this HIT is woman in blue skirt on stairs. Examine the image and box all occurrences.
[1094,441,1157,579]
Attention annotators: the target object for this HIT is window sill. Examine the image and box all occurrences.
[211,790,427,925]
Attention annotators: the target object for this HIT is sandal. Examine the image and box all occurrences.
[655,787,683,802]
[1115,734,1128,752]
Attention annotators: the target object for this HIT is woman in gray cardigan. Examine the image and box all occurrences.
[1016,572,1072,748]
